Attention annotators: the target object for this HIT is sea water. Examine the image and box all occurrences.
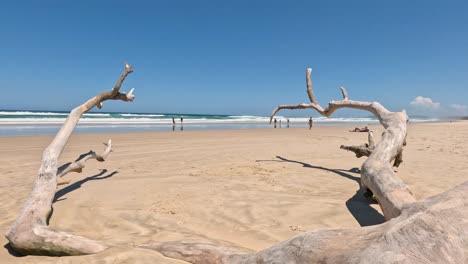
[0,110,438,136]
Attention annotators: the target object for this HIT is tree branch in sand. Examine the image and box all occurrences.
[6,63,135,255]
[143,68,466,264]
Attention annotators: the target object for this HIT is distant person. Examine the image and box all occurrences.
[180,117,184,124]
[274,118,277,128]
[279,119,282,128]
[287,118,290,128]
[308,117,313,130]
[172,117,176,125]
[349,126,369,132]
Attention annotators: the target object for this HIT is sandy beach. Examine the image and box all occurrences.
[1,122,467,263]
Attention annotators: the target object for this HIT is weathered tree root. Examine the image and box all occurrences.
[5,63,135,255]
[142,68,466,264]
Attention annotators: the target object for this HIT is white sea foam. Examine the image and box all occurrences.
[0,117,378,125]
[0,111,438,126]
[120,113,165,117]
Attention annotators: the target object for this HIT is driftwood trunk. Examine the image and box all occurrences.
[5,63,135,255]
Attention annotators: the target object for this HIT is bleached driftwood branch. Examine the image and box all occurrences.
[142,68,466,264]
[56,140,112,185]
[271,68,415,220]
[6,63,135,255]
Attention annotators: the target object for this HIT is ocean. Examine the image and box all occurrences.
[0,110,439,136]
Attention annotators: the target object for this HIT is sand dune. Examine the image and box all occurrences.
[1,122,467,263]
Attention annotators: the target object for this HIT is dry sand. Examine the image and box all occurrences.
[0,122,467,263]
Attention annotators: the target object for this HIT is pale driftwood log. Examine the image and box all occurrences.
[141,68,466,263]
[6,63,135,255]
[57,140,112,185]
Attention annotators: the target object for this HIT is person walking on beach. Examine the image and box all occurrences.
[287,118,290,128]
[274,118,277,128]
[308,117,313,130]
[180,117,183,124]
[172,117,176,131]
[279,119,282,128]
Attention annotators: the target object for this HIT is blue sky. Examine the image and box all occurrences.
[0,1,467,116]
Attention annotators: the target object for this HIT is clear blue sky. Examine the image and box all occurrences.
[1,0,467,116]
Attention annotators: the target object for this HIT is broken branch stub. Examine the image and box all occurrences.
[340,131,375,158]
[57,139,112,179]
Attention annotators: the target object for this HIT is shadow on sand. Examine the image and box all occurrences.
[257,156,384,226]
[54,169,118,203]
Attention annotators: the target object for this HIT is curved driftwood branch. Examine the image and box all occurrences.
[144,68,468,264]
[271,68,415,220]
[6,63,135,255]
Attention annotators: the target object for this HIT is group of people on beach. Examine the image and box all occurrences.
[273,117,314,129]
[172,117,184,131]
[273,118,290,128]
[172,116,369,132]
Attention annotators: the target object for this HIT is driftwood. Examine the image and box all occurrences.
[57,140,112,186]
[340,130,375,158]
[6,66,467,264]
[139,68,467,264]
[6,63,135,255]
